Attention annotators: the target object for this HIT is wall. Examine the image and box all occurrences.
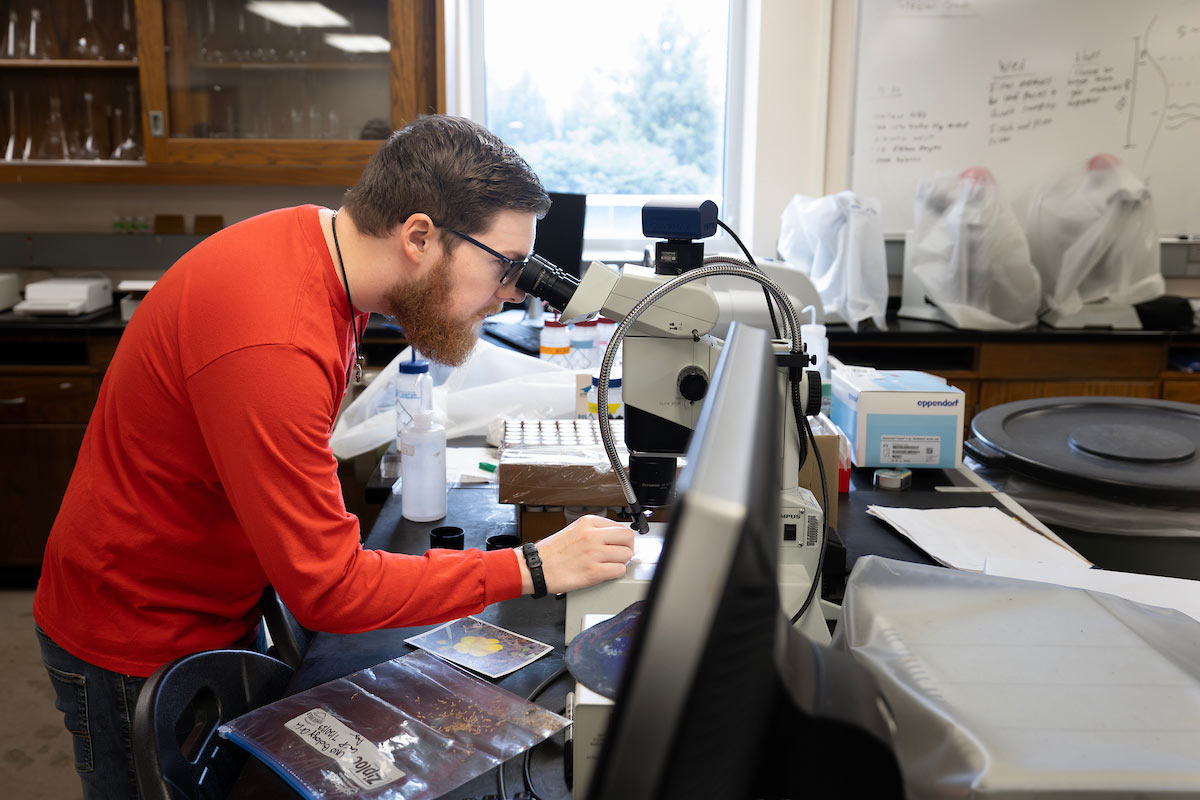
[742,0,834,258]
[0,184,345,234]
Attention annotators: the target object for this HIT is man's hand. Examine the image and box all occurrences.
[517,515,635,595]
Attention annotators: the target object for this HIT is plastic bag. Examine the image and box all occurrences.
[219,649,568,800]
[1025,154,1164,317]
[838,556,1200,799]
[906,168,1042,329]
[330,339,575,459]
[778,191,889,331]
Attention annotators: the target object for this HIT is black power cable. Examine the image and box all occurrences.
[716,218,784,340]
[716,217,830,628]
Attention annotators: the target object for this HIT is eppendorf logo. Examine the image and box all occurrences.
[917,398,959,408]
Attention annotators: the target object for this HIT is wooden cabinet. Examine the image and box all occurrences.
[830,327,1200,434]
[0,0,441,184]
[0,332,117,578]
[1163,377,1200,404]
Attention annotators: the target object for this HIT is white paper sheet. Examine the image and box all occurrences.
[984,558,1200,625]
[866,505,1092,572]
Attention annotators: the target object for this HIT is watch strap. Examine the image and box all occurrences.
[522,542,547,599]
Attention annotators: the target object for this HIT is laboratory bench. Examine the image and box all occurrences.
[4,308,1198,582]
[229,456,1053,800]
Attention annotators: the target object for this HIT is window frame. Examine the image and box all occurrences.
[447,0,750,261]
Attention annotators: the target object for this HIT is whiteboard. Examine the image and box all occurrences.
[850,0,1200,236]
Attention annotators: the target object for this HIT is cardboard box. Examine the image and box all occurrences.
[798,427,840,530]
[831,368,964,469]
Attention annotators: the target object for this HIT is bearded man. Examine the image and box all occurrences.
[33,115,634,800]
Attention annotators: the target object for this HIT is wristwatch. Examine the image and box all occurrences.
[521,542,547,599]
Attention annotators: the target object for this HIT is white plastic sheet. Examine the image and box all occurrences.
[330,339,576,459]
[778,192,889,331]
[906,168,1042,329]
[1025,154,1164,317]
[838,556,1200,799]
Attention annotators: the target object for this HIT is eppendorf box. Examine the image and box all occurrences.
[831,367,964,469]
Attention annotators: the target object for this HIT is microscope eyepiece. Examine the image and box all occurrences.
[513,254,580,313]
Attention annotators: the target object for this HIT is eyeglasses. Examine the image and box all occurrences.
[449,229,530,287]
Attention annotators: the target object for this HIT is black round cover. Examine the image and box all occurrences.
[970,397,1200,504]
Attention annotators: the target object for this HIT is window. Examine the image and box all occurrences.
[456,0,743,256]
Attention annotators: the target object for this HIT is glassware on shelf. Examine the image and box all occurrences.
[71,0,108,59]
[2,10,28,59]
[21,94,33,158]
[111,84,141,159]
[35,96,70,160]
[4,90,17,160]
[283,26,308,63]
[26,8,58,59]
[229,8,253,62]
[252,19,279,62]
[198,0,225,62]
[112,0,136,61]
[70,91,102,159]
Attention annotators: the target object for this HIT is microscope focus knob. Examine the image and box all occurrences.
[804,368,823,416]
[677,367,709,403]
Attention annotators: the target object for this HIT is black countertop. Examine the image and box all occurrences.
[3,306,1198,343]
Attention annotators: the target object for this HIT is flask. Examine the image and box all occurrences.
[396,354,431,432]
[539,318,572,366]
[400,409,446,522]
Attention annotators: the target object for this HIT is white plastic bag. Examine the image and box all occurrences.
[1025,154,1164,317]
[778,191,888,332]
[906,168,1042,329]
[329,339,575,459]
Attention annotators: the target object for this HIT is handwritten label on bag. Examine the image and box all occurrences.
[286,709,405,791]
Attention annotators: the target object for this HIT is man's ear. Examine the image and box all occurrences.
[396,213,438,266]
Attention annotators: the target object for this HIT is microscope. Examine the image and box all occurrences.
[513,200,829,644]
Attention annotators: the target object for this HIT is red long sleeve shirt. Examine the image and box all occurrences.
[34,205,521,677]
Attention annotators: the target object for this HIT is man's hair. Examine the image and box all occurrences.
[343,115,551,244]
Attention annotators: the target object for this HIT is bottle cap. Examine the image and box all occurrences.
[412,408,435,427]
[399,360,430,374]
[575,318,598,327]
[544,319,567,328]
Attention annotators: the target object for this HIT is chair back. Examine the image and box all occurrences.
[133,649,294,800]
[259,586,313,671]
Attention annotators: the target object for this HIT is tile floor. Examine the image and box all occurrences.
[0,590,82,799]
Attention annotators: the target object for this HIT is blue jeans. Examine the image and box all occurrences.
[35,625,146,800]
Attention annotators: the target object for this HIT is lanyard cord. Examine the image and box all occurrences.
[331,210,364,383]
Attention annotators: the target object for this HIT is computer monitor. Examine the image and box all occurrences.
[587,323,904,800]
[534,192,587,278]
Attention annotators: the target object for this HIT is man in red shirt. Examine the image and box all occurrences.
[33,115,635,800]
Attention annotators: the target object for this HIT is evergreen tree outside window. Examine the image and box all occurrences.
[480,0,734,250]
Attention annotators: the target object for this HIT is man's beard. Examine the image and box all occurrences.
[383,252,497,366]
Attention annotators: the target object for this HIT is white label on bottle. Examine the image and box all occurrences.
[400,442,415,457]
[880,435,940,465]
[285,709,405,790]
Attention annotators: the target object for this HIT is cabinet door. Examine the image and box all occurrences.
[1162,380,1200,405]
[138,0,441,172]
[980,380,1160,410]
[0,424,86,569]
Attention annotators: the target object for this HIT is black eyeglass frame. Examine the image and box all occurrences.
[449,229,531,287]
